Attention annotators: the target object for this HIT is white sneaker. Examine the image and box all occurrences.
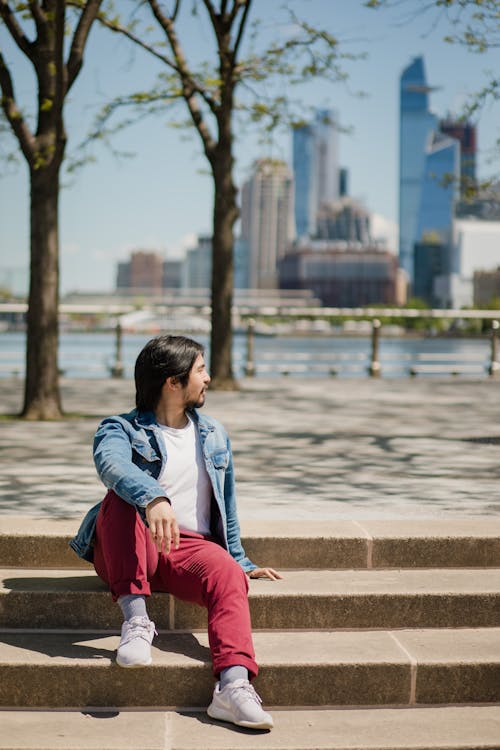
[207,678,274,729]
[116,616,156,668]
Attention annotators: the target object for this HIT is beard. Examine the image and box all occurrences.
[185,390,206,410]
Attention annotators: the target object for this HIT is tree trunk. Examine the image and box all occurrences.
[21,163,63,419]
[210,145,239,390]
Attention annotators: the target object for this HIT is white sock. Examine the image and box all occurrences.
[118,594,148,621]
[220,665,249,687]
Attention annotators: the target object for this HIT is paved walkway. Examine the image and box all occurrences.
[1,376,499,519]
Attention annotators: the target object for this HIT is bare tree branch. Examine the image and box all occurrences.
[53,0,66,147]
[0,49,36,163]
[95,2,219,118]
[201,0,218,31]
[172,0,181,22]
[66,0,103,91]
[146,0,218,155]
[200,0,227,54]
[28,1,48,35]
[94,6,180,69]
[0,0,35,58]
[232,0,251,61]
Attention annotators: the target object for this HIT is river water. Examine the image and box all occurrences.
[0,331,494,379]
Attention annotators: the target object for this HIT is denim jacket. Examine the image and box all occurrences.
[69,408,256,573]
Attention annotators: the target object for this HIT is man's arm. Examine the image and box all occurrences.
[93,417,168,508]
[94,416,180,554]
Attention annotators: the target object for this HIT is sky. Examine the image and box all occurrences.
[1,0,500,295]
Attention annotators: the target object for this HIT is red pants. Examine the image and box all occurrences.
[93,490,258,679]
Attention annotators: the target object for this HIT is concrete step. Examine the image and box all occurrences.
[2,517,500,570]
[1,628,499,709]
[1,706,500,750]
[2,567,500,630]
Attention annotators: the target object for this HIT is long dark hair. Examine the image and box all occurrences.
[135,335,204,412]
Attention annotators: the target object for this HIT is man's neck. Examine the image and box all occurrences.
[155,402,189,429]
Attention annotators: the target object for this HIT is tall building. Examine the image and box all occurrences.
[339,168,349,198]
[116,250,181,292]
[316,197,371,244]
[413,241,452,307]
[398,57,500,307]
[162,259,182,289]
[412,132,459,306]
[234,236,249,290]
[440,116,477,196]
[240,159,294,289]
[454,218,500,305]
[279,242,405,307]
[292,122,316,238]
[292,109,340,239]
[416,131,460,249]
[399,56,438,281]
[315,108,340,207]
[183,236,212,289]
[474,268,500,306]
[116,250,164,293]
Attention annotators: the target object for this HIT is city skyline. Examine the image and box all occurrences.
[1,1,500,294]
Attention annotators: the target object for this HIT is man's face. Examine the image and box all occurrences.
[182,353,211,409]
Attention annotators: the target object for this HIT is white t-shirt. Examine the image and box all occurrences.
[157,415,212,535]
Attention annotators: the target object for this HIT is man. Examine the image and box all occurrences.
[71,335,281,730]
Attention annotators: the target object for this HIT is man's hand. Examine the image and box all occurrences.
[146,497,180,555]
[248,567,283,581]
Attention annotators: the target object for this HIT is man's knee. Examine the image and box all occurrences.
[207,550,249,595]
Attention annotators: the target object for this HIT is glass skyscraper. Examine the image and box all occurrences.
[440,118,477,195]
[412,131,460,304]
[292,123,316,238]
[292,109,339,239]
[315,109,340,206]
[399,56,438,281]
[416,131,459,249]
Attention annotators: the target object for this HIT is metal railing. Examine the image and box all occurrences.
[1,309,499,380]
[243,318,500,379]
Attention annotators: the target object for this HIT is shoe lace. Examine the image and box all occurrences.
[121,617,156,646]
[230,681,262,706]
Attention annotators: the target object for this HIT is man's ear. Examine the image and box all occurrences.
[164,376,181,391]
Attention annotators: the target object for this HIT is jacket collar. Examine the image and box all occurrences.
[189,408,215,436]
[133,409,157,428]
[133,407,214,433]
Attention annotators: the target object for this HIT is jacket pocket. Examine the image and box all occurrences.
[131,439,160,463]
[210,450,229,469]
